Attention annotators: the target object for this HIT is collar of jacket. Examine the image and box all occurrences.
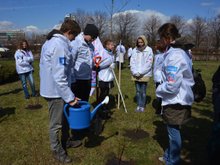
[53,33,70,44]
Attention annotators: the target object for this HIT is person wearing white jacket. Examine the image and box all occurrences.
[98,39,115,119]
[39,20,81,163]
[14,39,36,99]
[71,24,99,102]
[130,35,153,112]
[116,43,126,69]
[156,23,194,165]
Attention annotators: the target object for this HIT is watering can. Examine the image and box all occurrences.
[64,96,109,130]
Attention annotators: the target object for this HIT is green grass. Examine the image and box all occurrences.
[0,60,219,165]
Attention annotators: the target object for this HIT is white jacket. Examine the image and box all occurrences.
[98,50,115,82]
[153,53,164,83]
[70,33,94,80]
[39,34,75,103]
[130,46,154,77]
[116,45,126,63]
[156,47,194,106]
[14,49,34,74]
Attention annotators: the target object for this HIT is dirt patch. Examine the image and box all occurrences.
[25,104,42,110]
[106,156,135,165]
[123,129,150,140]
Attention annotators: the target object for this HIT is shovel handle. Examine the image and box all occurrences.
[93,56,102,68]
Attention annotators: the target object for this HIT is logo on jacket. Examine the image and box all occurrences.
[59,57,66,65]
[166,65,178,83]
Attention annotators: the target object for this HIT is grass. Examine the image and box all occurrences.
[0,60,219,165]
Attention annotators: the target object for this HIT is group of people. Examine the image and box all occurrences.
[14,19,220,165]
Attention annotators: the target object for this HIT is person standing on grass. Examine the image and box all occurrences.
[39,19,81,164]
[97,39,115,119]
[130,35,153,112]
[116,42,126,70]
[14,39,36,99]
[156,23,194,165]
[70,23,99,142]
[71,24,99,102]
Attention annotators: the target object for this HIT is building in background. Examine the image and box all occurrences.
[0,30,25,46]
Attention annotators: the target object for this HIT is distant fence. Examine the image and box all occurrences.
[192,48,220,61]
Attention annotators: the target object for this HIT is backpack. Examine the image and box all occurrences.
[192,68,206,102]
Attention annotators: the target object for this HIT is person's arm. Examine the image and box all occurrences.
[51,43,75,103]
[140,49,154,76]
[156,53,184,98]
[15,50,31,67]
[130,49,138,76]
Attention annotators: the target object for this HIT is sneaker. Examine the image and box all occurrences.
[158,156,165,163]
[53,151,72,163]
[139,107,145,112]
[135,106,140,112]
[66,139,82,148]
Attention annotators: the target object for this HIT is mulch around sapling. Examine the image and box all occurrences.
[123,129,150,140]
[25,104,42,110]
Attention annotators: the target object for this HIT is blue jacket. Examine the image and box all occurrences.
[156,47,194,106]
[70,33,94,81]
[39,34,75,103]
[14,49,34,74]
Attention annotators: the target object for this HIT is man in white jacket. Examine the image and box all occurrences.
[39,20,81,163]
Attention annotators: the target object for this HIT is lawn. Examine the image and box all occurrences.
[0,60,219,165]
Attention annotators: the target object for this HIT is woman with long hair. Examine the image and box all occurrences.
[14,39,36,99]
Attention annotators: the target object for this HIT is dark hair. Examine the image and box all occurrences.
[60,19,81,37]
[158,23,181,40]
[18,39,30,50]
[104,39,113,48]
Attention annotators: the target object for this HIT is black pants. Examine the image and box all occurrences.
[71,79,91,101]
[70,79,91,140]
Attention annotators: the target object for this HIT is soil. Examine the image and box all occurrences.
[123,129,150,140]
[106,156,135,165]
[25,104,42,110]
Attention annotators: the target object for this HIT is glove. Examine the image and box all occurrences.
[110,63,115,69]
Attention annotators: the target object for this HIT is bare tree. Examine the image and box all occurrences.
[105,0,130,39]
[189,16,207,48]
[143,14,162,46]
[92,11,108,38]
[71,9,93,30]
[169,15,186,35]
[113,12,138,45]
[209,14,220,49]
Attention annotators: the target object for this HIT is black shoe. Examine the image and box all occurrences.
[66,139,82,148]
[53,151,72,163]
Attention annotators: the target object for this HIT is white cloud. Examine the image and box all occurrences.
[200,2,214,6]
[114,9,170,24]
[0,21,14,30]
[23,25,39,32]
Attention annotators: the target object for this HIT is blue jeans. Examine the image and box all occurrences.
[164,125,181,165]
[19,71,36,99]
[135,81,147,107]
